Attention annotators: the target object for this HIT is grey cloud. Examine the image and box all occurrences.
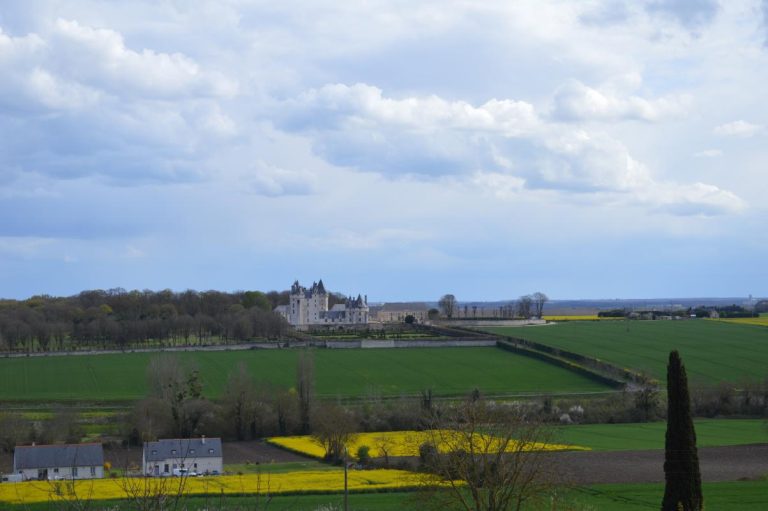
[645,0,719,28]
[762,0,768,46]
[579,1,631,26]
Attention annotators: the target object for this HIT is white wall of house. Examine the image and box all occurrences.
[145,456,223,476]
[18,465,103,481]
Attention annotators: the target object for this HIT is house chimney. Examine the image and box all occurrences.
[201,435,206,445]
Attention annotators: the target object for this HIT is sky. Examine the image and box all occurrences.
[0,0,766,301]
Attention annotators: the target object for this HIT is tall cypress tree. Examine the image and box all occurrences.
[662,350,703,511]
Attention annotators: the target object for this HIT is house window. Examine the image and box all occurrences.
[151,450,157,455]
[190,449,195,454]
[171,449,177,455]
[53,468,59,473]
[90,467,96,476]
[208,449,214,454]
[72,467,78,477]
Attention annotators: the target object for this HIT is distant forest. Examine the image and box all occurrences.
[0,288,306,352]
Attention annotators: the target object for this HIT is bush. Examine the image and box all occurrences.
[418,442,438,469]
[356,445,371,465]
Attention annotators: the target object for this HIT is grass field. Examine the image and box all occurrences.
[486,320,768,384]
[8,481,768,510]
[555,419,768,451]
[0,347,611,402]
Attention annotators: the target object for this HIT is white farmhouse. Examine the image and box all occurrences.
[13,443,104,481]
[274,279,369,329]
[143,437,223,476]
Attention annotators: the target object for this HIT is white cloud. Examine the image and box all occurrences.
[284,83,539,134]
[0,237,53,258]
[51,19,237,99]
[27,68,102,110]
[714,120,762,137]
[551,80,690,122]
[310,228,433,251]
[276,82,743,216]
[247,162,316,197]
[693,149,723,158]
[646,182,746,216]
[124,245,146,259]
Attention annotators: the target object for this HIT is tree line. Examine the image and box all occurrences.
[0,288,294,353]
[437,292,548,319]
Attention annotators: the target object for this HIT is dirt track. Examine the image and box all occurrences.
[550,444,768,485]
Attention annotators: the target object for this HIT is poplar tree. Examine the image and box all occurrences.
[662,350,703,511]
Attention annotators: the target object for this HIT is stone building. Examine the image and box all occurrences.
[274,279,369,329]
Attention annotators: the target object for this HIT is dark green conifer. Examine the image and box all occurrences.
[662,350,703,511]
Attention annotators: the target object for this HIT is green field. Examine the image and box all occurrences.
[0,347,611,402]
[556,419,768,451]
[10,480,768,510]
[486,320,768,385]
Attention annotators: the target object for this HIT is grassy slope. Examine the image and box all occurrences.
[10,481,768,510]
[555,418,768,451]
[486,320,768,384]
[0,347,609,402]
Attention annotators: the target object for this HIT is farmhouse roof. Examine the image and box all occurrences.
[143,438,223,462]
[14,443,104,470]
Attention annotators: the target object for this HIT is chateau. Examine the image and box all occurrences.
[274,279,369,328]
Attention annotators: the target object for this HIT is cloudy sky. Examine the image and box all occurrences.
[1,0,766,301]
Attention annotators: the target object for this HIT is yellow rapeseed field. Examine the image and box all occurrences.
[543,315,620,321]
[709,317,768,327]
[0,469,421,505]
[267,430,589,459]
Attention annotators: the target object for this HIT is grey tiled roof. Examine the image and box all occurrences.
[14,443,104,470]
[144,438,222,462]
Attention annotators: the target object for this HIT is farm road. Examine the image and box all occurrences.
[552,444,768,485]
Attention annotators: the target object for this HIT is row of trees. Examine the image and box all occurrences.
[437,292,549,319]
[0,288,293,353]
[126,353,436,444]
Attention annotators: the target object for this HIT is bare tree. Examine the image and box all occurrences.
[221,362,257,440]
[273,387,299,436]
[438,294,457,319]
[417,397,560,511]
[0,412,31,453]
[39,407,83,445]
[532,292,548,319]
[311,402,357,463]
[297,350,315,435]
[119,468,189,511]
[140,355,214,439]
[516,295,533,320]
